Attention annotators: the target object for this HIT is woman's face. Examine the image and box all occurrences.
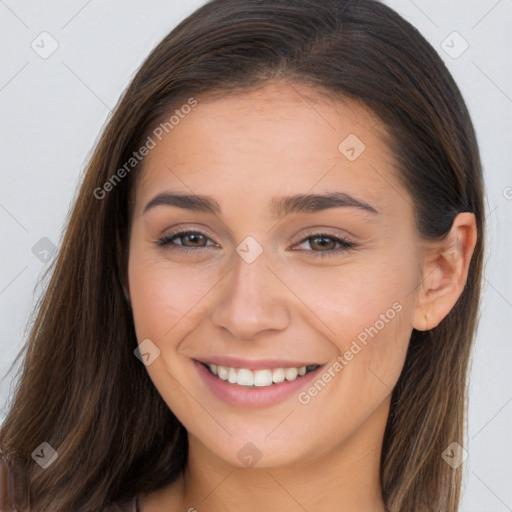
[127,81,425,469]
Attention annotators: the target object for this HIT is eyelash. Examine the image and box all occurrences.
[156,229,356,258]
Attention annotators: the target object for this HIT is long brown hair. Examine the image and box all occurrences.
[1,1,485,510]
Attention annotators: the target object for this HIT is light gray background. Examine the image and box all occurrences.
[1,1,511,510]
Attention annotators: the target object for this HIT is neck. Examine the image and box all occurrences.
[177,397,390,512]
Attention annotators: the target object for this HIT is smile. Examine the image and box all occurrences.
[201,362,320,387]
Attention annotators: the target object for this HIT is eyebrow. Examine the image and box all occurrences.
[143,191,379,218]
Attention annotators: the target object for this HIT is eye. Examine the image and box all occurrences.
[157,229,218,252]
[156,229,356,258]
[292,233,356,258]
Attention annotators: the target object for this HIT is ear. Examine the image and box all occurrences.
[413,212,478,331]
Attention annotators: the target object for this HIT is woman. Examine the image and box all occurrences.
[0,0,484,511]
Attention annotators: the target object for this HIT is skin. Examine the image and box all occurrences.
[125,80,477,512]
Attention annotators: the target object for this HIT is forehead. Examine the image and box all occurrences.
[133,81,405,220]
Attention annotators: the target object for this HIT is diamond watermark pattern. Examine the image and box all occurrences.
[441,32,469,59]
[236,236,263,264]
[441,441,468,469]
[134,338,161,366]
[31,237,57,263]
[338,134,366,161]
[237,442,263,467]
[31,442,58,469]
[31,31,59,59]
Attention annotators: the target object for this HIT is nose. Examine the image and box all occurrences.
[210,246,290,340]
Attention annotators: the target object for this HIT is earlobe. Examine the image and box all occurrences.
[412,212,477,331]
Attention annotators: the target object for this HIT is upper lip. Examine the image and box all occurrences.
[195,356,322,370]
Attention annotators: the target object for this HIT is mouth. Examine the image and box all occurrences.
[199,361,320,388]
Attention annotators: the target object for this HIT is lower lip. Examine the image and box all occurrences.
[194,360,323,409]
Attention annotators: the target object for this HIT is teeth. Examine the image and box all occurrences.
[217,365,228,380]
[284,367,298,381]
[254,369,273,387]
[228,367,237,384]
[272,368,285,383]
[237,369,254,386]
[206,363,315,387]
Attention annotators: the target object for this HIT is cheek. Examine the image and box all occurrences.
[290,254,417,387]
[287,251,417,332]
[127,251,220,342]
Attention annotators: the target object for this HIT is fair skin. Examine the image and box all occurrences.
[125,80,477,512]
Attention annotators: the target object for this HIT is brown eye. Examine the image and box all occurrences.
[176,232,207,247]
[294,233,356,258]
[308,235,337,251]
[157,230,217,250]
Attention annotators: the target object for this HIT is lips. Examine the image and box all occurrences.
[193,358,324,408]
